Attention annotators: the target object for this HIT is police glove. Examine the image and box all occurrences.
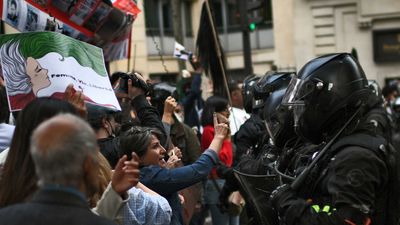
[270,184,310,225]
[270,184,298,216]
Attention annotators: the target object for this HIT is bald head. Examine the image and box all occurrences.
[30,113,97,187]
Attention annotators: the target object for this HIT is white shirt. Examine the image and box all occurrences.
[229,107,250,135]
[0,123,14,152]
[0,147,9,165]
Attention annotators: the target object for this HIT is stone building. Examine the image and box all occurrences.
[110,0,400,85]
[3,0,398,85]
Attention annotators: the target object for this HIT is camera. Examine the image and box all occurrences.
[115,72,150,95]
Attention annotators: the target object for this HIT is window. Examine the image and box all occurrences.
[212,0,223,29]
[248,0,273,28]
[183,2,193,36]
[211,0,274,52]
[144,0,159,35]
[145,0,193,55]
[161,1,173,36]
[226,0,241,32]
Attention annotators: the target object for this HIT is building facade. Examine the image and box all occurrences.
[288,0,400,85]
[109,0,277,82]
[13,0,391,86]
[2,0,399,85]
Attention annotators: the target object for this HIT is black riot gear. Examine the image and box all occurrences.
[242,74,260,113]
[282,53,373,144]
[259,72,294,148]
[228,72,295,225]
[253,71,278,111]
[270,53,399,225]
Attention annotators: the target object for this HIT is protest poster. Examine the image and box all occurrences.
[173,42,192,61]
[83,2,113,32]
[0,32,121,111]
[69,0,101,26]
[3,0,20,27]
[111,0,141,17]
[1,0,138,61]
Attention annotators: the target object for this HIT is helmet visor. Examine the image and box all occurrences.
[282,76,305,106]
[281,75,311,131]
[265,115,278,145]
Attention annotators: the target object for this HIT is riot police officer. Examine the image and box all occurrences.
[234,72,294,165]
[233,74,263,165]
[219,72,295,225]
[270,53,399,225]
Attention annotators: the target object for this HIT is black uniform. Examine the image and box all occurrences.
[270,53,400,225]
[274,132,391,225]
[233,113,266,166]
[131,94,168,148]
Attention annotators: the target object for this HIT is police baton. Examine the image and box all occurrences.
[290,106,363,191]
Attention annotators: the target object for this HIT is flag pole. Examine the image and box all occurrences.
[204,0,232,106]
[127,29,132,72]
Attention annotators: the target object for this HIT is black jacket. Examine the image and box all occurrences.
[98,137,120,168]
[278,132,391,225]
[132,95,168,148]
[233,113,266,166]
[0,188,116,225]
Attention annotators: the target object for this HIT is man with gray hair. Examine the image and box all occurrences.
[0,113,117,225]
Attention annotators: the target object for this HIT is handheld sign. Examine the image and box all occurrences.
[0,32,121,111]
[173,41,192,61]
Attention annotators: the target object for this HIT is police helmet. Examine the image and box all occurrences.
[242,74,260,113]
[282,53,372,144]
[260,72,294,148]
[254,71,292,110]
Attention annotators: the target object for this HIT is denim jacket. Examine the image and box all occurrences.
[140,149,219,225]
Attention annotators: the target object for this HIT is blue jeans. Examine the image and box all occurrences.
[204,179,239,225]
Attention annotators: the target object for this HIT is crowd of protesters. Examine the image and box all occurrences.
[0,52,400,225]
[0,62,243,225]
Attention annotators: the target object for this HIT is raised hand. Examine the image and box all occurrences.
[162,96,177,124]
[127,73,147,100]
[165,155,181,169]
[169,147,182,159]
[214,113,229,140]
[111,152,140,196]
[209,113,230,153]
[216,112,229,125]
[164,96,177,116]
[63,84,87,119]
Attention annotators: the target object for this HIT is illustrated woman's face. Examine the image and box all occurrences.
[26,57,50,94]
[140,134,167,166]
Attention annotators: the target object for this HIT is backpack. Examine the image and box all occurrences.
[326,133,400,225]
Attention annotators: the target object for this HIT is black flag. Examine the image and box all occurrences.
[196,2,229,98]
